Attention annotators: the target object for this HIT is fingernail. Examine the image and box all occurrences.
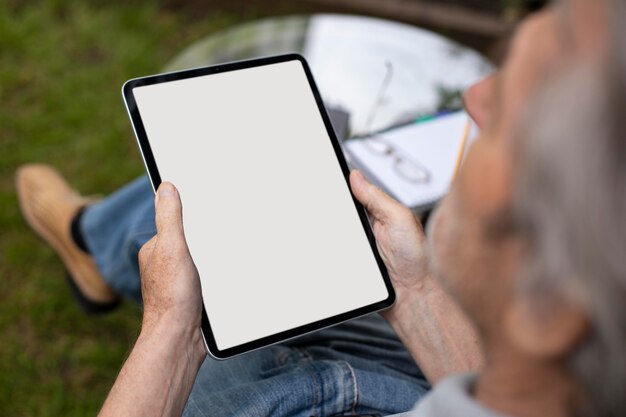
[352,170,365,185]
[158,182,175,199]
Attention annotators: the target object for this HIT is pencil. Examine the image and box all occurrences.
[452,119,471,181]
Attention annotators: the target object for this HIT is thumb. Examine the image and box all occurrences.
[350,170,405,223]
[154,182,185,239]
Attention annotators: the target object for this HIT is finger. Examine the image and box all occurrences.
[350,170,406,223]
[154,182,185,240]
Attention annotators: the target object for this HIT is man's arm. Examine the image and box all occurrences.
[98,319,205,417]
[350,170,483,384]
[99,182,206,417]
[384,277,483,384]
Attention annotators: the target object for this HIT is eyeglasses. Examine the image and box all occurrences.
[356,61,471,185]
[361,135,431,184]
[360,116,472,184]
[363,61,394,135]
[359,62,428,183]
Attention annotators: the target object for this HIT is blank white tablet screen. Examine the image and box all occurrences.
[132,60,389,350]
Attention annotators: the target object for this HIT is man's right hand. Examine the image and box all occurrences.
[349,170,432,309]
[350,170,483,382]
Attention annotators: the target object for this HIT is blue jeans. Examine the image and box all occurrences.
[81,176,429,416]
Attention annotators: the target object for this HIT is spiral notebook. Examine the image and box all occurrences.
[343,110,479,212]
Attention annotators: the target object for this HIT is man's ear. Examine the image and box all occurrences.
[504,292,589,358]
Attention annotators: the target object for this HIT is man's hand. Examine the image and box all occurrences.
[99,182,206,417]
[350,170,483,382]
[138,182,203,334]
[349,170,432,309]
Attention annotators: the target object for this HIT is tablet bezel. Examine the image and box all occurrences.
[122,53,395,359]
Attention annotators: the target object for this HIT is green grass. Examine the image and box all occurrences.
[0,1,237,415]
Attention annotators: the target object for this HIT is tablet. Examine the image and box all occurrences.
[122,54,394,359]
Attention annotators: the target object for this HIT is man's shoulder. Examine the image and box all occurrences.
[388,374,510,417]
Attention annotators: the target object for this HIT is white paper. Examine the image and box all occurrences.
[343,111,479,209]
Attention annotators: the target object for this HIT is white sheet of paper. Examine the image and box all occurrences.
[343,111,478,209]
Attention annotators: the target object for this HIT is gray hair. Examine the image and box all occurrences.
[512,6,626,416]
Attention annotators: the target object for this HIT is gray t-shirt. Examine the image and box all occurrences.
[389,374,510,417]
